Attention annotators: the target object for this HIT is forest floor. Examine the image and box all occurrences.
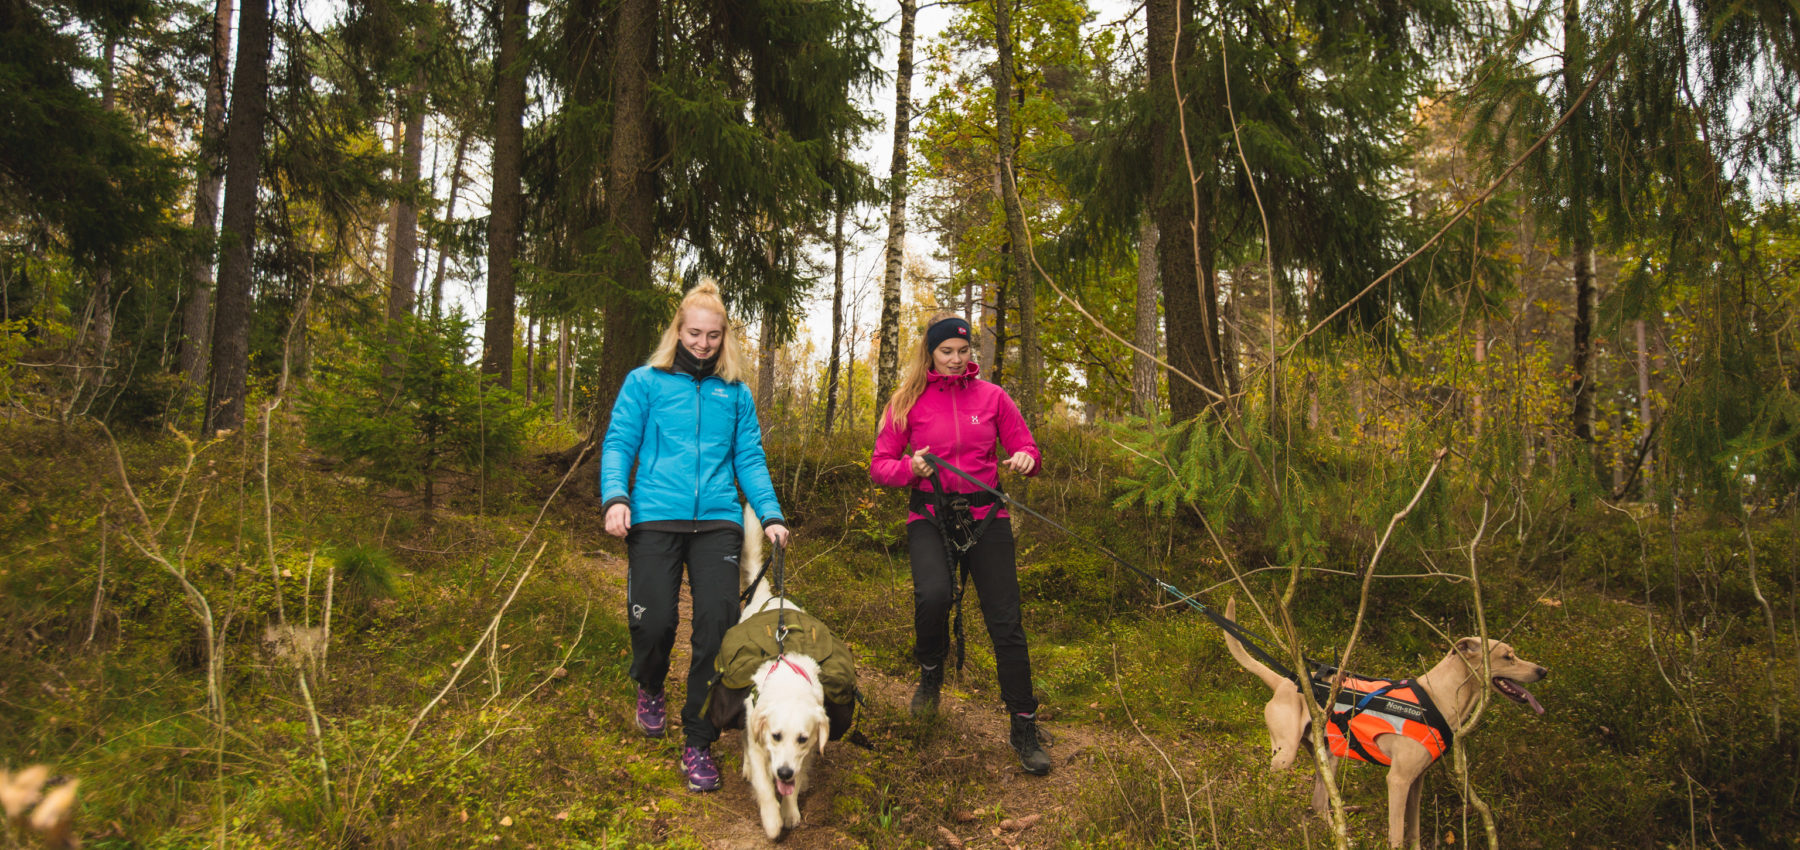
[3,419,1794,848]
[569,543,1168,850]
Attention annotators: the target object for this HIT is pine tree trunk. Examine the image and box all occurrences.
[430,125,471,319]
[482,0,528,387]
[1571,245,1595,442]
[991,0,1037,423]
[87,40,118,381]
[180,0,233,387]
[524,313,535,403]
[1146,0,1227,421]
[758,302,778,429]
[1564,0,1595,445]
[390,75,425,321]
[1635,317,1653,482]
[1473,318,1487,445]
[588,0,658,446]
[824,187,847,431]
[205,0,272,435]
[1132,214,1159,417]
[557,318,570,420]
[876,0,917,411]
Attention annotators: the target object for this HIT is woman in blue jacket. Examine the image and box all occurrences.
[600,280,789,793]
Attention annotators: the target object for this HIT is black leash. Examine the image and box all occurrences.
[920,469,1001,673]
[920,452,1323,691]
[920,454,1458,743]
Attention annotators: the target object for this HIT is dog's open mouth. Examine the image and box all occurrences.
[776,777,797,797]
[1492,677,1544,714]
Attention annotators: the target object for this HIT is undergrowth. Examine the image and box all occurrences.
[0,414,1794,847]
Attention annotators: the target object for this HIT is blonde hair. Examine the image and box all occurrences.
[882,312,965,430]
[646,279,750,384]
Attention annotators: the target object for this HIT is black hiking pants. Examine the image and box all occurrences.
[625,526,741,747]
[907,518,1039,716]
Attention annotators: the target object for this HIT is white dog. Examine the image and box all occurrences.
[737,506,830,840]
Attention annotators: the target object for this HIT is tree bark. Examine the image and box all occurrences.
[1564,0,1595,445]
[758,302,778,428]
[991,0,1037,423]
[430,123,472,319]
[524,313,536,403]
[1634,317,1653,482]
[390,74,426,322]
[180,0,233,386]
[824,185,847,432]
[1132,214,1160,417]
[876,0,917,411]
[556,318,569,420]
[588,0,659,444]
[482,0,528,387]
[205,0,273,434]
[1146,0,1227,422]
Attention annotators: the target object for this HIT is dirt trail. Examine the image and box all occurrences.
[575,547,1154,849]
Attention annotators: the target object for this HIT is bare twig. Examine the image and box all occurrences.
[383,541,548,767]
[1111,644,1197,850]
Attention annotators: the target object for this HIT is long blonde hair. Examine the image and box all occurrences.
[882,312,965,430]
[646,279,751,384]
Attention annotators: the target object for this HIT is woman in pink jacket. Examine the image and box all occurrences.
[870,314,1050,775]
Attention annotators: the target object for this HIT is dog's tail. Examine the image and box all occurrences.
[741,502,766,591]
[1222,597,1293,693]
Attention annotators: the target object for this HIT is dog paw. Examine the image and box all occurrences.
[781,805,802,829]
[761,812,784,840]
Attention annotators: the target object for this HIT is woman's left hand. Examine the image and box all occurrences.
[765,524,790,547]
[1001,450,1036,475]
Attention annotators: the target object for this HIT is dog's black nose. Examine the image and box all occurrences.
[776,766,794,781]
[1536,666,1548,679]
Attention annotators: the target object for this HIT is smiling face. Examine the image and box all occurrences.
[749,704,829,797]
[1456,637,1549,714]
[679,307,726,360]
[932,337,972,377]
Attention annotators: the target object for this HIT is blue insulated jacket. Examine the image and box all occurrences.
[600,365,784,527]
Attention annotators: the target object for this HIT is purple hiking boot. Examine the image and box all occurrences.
[681,745,722,792]
[634,687,667,738]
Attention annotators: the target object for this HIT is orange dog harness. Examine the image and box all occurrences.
[1319,675,1455,766]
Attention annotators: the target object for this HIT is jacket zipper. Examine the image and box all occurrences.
[693,376,703,531]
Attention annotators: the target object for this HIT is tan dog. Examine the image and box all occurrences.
[1222,598,1546,848]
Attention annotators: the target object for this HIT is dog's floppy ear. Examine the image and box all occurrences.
[1455,637,1484,657]
[814,711,830,756]
[749,707,768,742]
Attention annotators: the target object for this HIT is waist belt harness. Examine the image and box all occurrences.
[705,608,860,740]
[1319,675,1455,766]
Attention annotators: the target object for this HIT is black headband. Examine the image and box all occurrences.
[925,317,972,350]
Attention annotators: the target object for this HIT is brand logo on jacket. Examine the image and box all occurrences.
[970,414,980,424]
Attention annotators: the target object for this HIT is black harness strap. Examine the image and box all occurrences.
[917,469,1002,672]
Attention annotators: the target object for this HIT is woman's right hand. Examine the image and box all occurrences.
[604,503,631,538]
[909,446,934,478]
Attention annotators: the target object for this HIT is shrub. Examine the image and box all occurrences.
[302,313,530,507]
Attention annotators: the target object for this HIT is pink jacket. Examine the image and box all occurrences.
[870,363,1042,522]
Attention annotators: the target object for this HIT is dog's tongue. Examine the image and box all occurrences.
[1495,677,1545,715]
[777,778,797,797]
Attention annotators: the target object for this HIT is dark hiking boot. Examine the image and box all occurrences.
[1010,713,1051,775]
[910,665,944,717]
